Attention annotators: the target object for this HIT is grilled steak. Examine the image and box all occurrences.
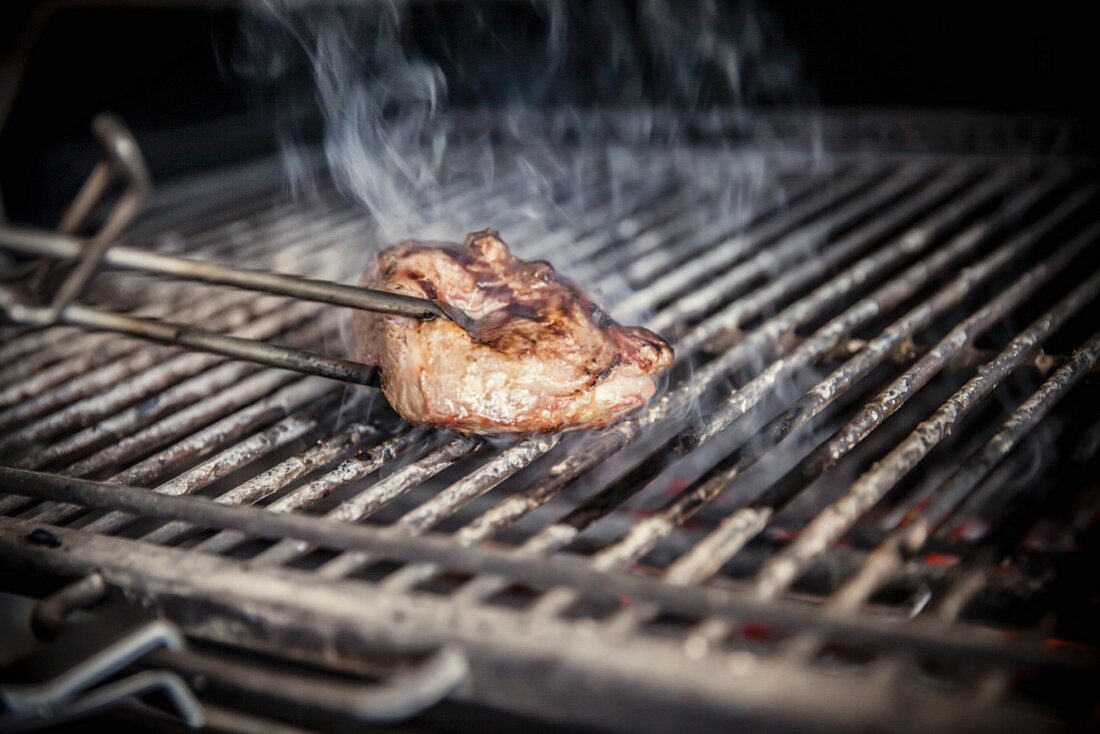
[352,229,673,435]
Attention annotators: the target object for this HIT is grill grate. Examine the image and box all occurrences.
[1,115,1099,732]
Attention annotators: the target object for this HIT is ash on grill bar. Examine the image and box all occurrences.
[0,2,1098,733]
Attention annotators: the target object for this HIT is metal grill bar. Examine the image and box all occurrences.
[429,168,997,559]
[538,168,814,268]
[20,380,341,527]
[111,387,344,493]
[223,163,904,580]
[446,173,1081,613]
[752,246,1100,600]
[190,427,429,555]
[604,164,887,310]
[252,435,483,568]
[2,467,1096,676]
[332,166,971,594]
[641,167,939,331]
[611,169,845,284]
[109,163,863,569]
[616,164,916,321]
[4,305,338,463]
[572,164,859,281]
[2,129,1099,734]
[829,328,1100,614]
[62,375,336,482]
[592,188,1099,635]
[139,417,380,546]
[643,182,1095,585]
[561,179,1091,597]
[0,378,337,519]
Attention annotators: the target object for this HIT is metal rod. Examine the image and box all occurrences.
[0,194,365,383]
[0,472,1095,675]
[0,212,366,432]
[593,163,872,296]
[0,376,335,519]
[26,386,343,531]
[0,302,346,459]
[1,149,547,337]
[252,435,481,569]
[828,328,1100,615]
[0,292,318,432]
[0,298,370,405]
[30,573,107,641]
[139,419,380,547]
[618,164,921,323]
[0,225,457,323]
[128,160,827,567]
[46,115,152,317]
[374,165,1007,594]
[0,191,359,370]
[753,257,1100,601]
[465,170,1062,614]
[192,427,430,556]
[651,184,1098,588]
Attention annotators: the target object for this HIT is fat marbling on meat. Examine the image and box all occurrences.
[352,229,673,435]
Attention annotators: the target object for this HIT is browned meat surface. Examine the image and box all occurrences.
[352,229,674,435]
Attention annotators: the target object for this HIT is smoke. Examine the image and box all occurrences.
[230,0,810,250]
[237,1,446,240]
[227,0,821,453]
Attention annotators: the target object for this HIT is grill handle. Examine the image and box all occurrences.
[148,643,470,725]
[21,575,469,726]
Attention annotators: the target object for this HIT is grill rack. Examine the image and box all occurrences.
[1,111,1099,732]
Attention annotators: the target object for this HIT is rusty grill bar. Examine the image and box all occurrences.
[1,116,1099,732]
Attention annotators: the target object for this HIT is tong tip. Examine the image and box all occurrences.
[432,301,476,333]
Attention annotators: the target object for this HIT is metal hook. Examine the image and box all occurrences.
[7,572,468,728]
[43,113,152,319]
[30,573,107,642]
[1,578,204,731]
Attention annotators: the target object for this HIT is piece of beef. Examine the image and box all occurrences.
[352,229,673,435]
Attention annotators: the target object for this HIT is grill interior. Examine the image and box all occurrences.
[1,114,1099,732]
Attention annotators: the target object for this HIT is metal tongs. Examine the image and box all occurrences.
[0,114,469,386]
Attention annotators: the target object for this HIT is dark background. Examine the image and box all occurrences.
[1,0,1096,226]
